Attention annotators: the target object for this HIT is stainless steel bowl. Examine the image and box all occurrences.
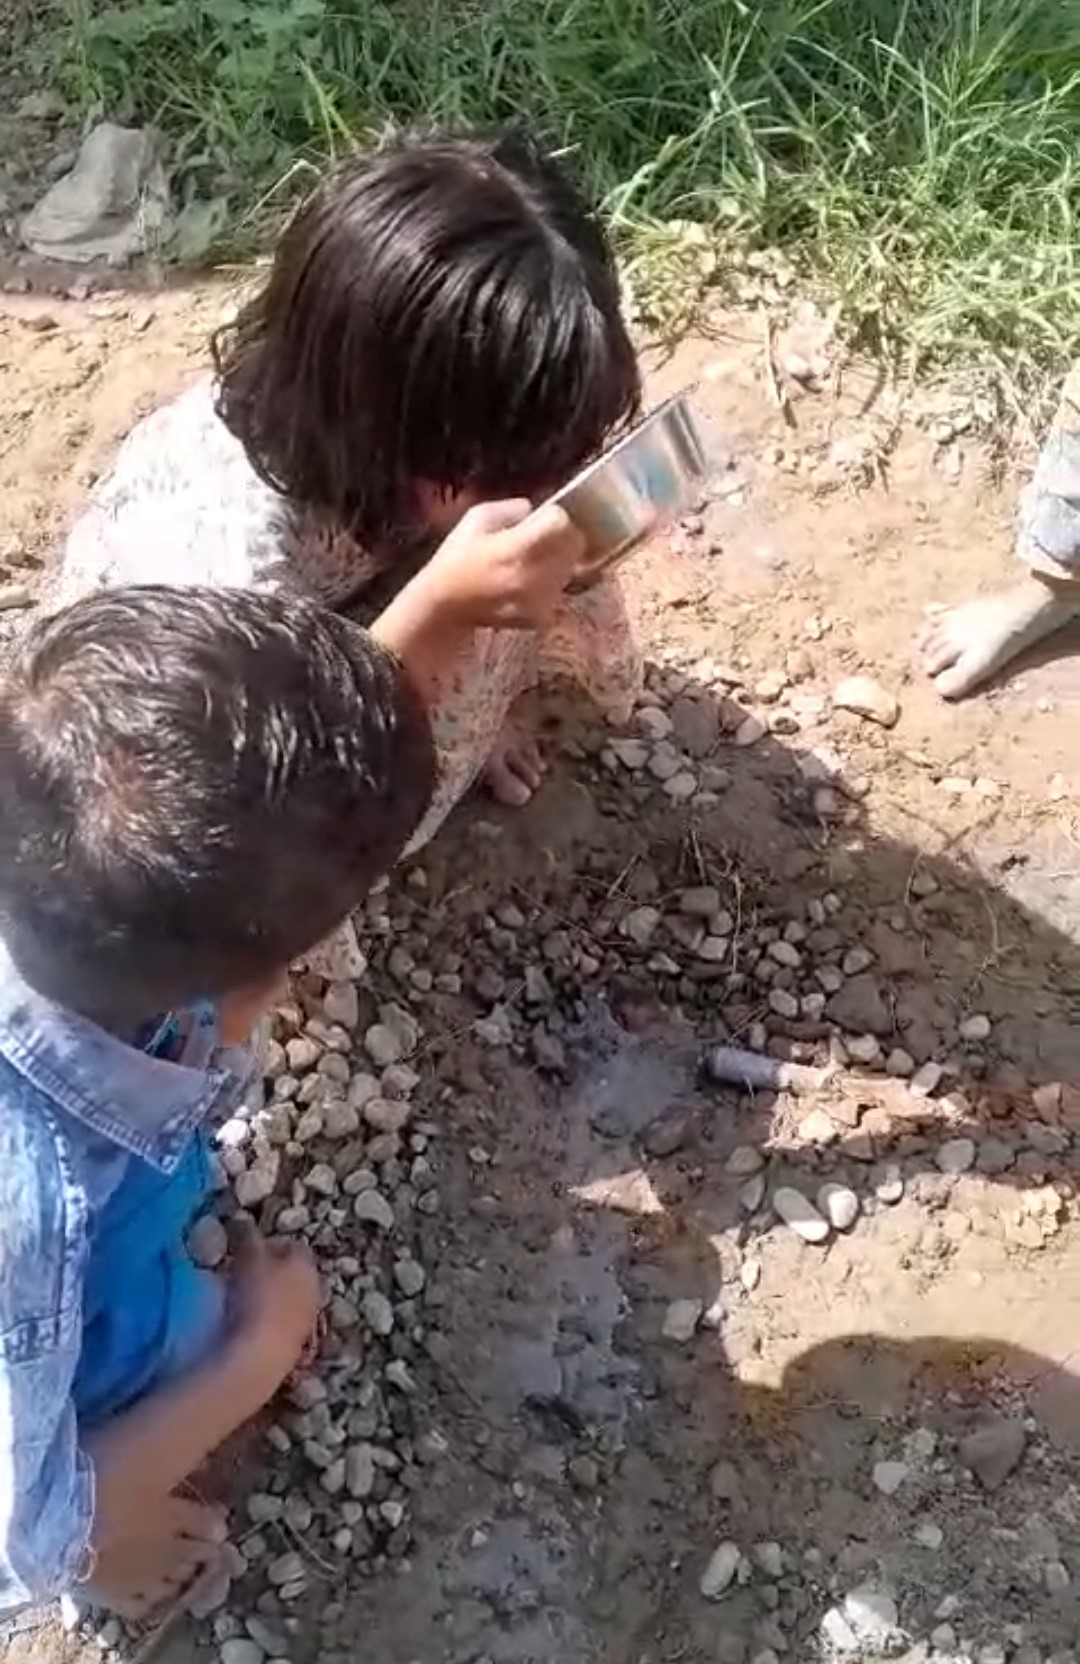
[546,391,712,591]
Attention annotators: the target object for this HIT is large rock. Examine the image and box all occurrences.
[22,123,170,265]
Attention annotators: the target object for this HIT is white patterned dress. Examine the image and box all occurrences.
[54,378,642,976]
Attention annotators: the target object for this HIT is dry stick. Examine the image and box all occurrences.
[761,312,793,424]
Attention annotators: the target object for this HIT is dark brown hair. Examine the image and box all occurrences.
[0,586,433,1020]
[213,127,641,551]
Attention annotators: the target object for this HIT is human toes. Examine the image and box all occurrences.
[919,621,962,675]
[505,739,546,791]
[932,656,983,700]
[485,754,535,808]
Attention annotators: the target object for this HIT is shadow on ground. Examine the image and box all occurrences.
[333,655,1080,1663]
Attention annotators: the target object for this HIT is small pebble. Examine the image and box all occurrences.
[936,1137,976,1175]
[267,1551,305,1588]
[362,1289,395,1336]
[1045,1560,1071,1594]
[872,1459,909,1496]
[733,715,766,747]
[354,1189,395,1230]
[188,1213,229,1270]
[772,1187,830,1244]
[662,1298,704,1343]
[832,674,900,728]
[958,1012,991,1042]
[700,1541,741,1600]
[393,1257,426,1297]
[817,1182,859,1231]
[220,1642,264,1664]
[875,1165,905,1205]
[740,1257,761,1292]
[364,1023,404,1068]
[909,1060,943,1096]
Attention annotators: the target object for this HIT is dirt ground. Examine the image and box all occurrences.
[2,278,1080,1664]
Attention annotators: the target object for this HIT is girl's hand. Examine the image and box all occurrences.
[423,499,587,630]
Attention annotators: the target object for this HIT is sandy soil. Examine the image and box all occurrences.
[1,279,1079,1664]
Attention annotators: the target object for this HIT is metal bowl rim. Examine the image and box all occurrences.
[550,389,699,505]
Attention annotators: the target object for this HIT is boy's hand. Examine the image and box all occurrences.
[424,499,587,630]
[229,1229,321,1384]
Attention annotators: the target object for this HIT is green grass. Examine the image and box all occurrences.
[43,0,1080,398]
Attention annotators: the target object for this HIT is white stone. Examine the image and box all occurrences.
[842,1584,900,1645]
[767,988,799,1020]
[348,1071,381,1109]
[303,1163,337,1197]
[393,1258,426,1298]
[345,1443,376,1498]
[832,675,900,728]
[364,1023,404,1068]
[905,1058,938,1098]
[820,1608,860,1652]
[622,906,661,947]
[323,981,360,1030]
[733,715,766,747]
[873,1459,910,1496]
[634,706,673,742]
[322,1099,360,1139]
[875,1164,905,1204]
[363,1097,411,1135]
[220,1641,264,1664]
[937,1137,976,1175]
[817,1182,859,1231]
[846,1033,881,1065]
[699,1541,741,1600]
[362,1290,394,1336]
[610,737,649,769]
[773,1187,830,1244]
[662,1298,704,1343]
[740,1258,761,1292]
[233,1157,279,1208]
[354,1189,395,1230]
[958,1013,991,1043]
[726,1145,764,1176]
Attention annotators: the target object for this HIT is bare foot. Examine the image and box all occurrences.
[88,1495,228,1619]
[917,577,1080,699]
[483,721,546,808]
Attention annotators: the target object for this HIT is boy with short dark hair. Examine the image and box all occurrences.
[0,585,432,1619]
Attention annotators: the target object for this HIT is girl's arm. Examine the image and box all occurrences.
[370,499,585,701]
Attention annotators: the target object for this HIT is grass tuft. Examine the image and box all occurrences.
[43,0,1080,397]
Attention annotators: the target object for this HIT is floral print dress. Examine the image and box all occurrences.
[54,379,642,976]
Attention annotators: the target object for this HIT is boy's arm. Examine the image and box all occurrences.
[85,1233,317,1546]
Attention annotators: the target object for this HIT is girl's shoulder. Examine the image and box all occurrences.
[54,378,295,604]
